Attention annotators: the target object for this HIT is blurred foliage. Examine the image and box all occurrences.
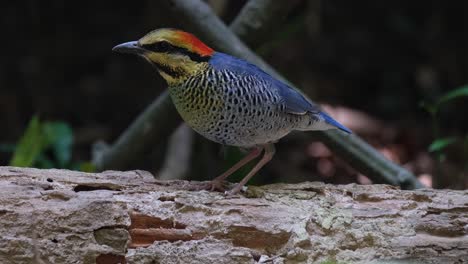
[421,85,468,159]
[3,115,95,171]
[428,137,457,154]
[420,85,468,187]
[421,86,468,116]
[9,116,43,167]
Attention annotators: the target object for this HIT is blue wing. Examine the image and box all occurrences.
[319,112,352,134]
[209,52,320,114]
[209,53,351,134]
[278,82,352,133]
[276,82,320,114]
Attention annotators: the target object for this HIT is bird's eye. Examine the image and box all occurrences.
[157,41,171,51]
[142,41,173,53]
[143,41,173,52]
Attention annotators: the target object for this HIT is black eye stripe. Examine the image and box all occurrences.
[143,41,173,52]
[142,41,211,62]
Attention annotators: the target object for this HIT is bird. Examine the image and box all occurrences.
[113,28,351,195]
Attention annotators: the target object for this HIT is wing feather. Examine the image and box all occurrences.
[210,52,320,115]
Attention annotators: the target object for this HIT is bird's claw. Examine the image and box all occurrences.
[208,180,245,196]
[223,185,246,197]
[209,179,230,192]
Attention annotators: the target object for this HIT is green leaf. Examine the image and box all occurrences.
[422,85,468,114]
[10,116,45,167]
[428,137,457,152]
[437,85,468,105]
[42,122,73,167]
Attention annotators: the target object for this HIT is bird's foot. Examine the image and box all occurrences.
[209,179,230,192]
[197,180,245,196]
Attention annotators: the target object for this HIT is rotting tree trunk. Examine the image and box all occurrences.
[0,167,466,264]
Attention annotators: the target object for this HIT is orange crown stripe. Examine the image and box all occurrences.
[177,31,214,57]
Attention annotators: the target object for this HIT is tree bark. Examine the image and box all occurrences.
[0,166,466,264]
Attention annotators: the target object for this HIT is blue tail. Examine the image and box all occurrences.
[319,112,352,134]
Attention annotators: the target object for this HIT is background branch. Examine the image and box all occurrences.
[93,90,180,170]
[230,0,303,50]
[158,123,193,180]
[164,0,424,188]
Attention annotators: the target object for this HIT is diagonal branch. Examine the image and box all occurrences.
[93,90,181,170]
[158,0,423,189]
[230,0,303,50]
[94,0,423,189]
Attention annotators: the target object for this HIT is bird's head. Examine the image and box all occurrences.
[113,28,214,84]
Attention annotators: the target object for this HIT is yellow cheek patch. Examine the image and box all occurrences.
[144,52,208,85]
[145,52,169,65]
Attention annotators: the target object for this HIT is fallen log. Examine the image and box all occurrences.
[0,167,466,263]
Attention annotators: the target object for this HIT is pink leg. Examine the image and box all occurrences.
[227,144,276,195]
[210,147,263,191]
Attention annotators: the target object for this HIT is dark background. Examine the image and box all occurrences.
[1,0,467,189]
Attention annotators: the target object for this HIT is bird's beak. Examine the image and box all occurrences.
[112,41,146,55]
